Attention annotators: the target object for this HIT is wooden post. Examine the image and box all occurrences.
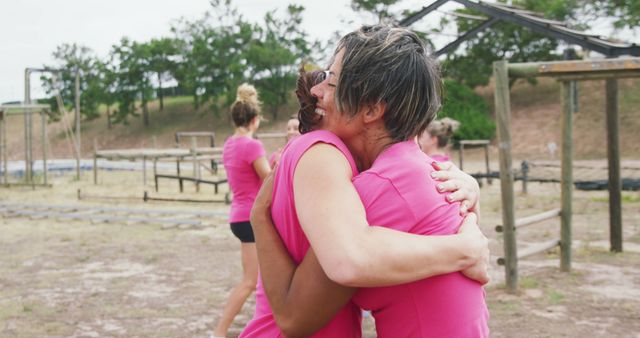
[41,112,48,186]
[606,79,623,252]
[27,109,34,189]
[560,81,574,271]
[0,110,6,184]
[458,143,465,170]
[75,70,81,181]
[93,139,98,184]
[24,69,33,185]
[521,161,529,194]
[484,143,492,184]
[191,138,199,192]
[494,60,518,293]
[142,155,147,186]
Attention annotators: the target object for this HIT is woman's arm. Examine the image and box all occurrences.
[251,176,355,337]
[294,144,488,287]
[252,155,271,180]
[252,145,488,335]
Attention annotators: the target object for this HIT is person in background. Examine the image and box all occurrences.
[417,117,461,162]
[269,116,300,167]
[214,83,270,338]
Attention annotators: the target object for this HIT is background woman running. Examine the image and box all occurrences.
[214,83,270,338]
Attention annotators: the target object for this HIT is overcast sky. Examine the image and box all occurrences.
[0,0,365,103]
[0,0,634,104]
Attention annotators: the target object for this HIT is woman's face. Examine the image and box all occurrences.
[286,118,300,141]
[418,130,437,153]
[310,50,357,138]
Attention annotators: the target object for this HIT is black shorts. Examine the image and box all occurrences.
[230,221,255,243]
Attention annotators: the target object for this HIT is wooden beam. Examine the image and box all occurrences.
[606,79,623,252]
[508,58,640,78]
[495,208,561,232]
[493,60,518,292]
[560,81,574,272]
[497,239,560,265]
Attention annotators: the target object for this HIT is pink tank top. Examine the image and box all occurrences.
[240,130,362,337]
[351,141,489,338]
[222,136,266,223]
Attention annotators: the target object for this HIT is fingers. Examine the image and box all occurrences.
[463,211,478,224]
[430,160,454,171]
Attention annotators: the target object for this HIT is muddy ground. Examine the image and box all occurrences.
[1,160,639,337]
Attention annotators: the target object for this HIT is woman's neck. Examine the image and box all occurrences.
[347,125,395,172]
[234,126,253,138]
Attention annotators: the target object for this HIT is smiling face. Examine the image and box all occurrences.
[309,49,357,138]
[286,118,300,141]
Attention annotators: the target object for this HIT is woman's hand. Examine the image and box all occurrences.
[250,164,276,229]
[457,213,490,285]
[430,161,480,217]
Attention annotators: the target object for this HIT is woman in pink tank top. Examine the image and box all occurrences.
[241,25,489,338]
[215,84,271,338]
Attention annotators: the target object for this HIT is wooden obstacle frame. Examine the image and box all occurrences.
[493,57,640,292]
[0,103,50,187]
[457,139,492,185]
[175,131,218,173]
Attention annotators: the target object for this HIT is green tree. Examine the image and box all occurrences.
[41,43,103,120]
[172,0,253,114]
[351,0,403,21]
[246,5,313,119]
[443,0,578,88]
[110,37,154,126]
[586,0,640,29]
[146,37,180,111]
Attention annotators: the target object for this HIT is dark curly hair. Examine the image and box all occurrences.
[295,66,326,134]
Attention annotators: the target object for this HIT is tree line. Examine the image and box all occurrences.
[41,0,314,127]
[42,0,638,129]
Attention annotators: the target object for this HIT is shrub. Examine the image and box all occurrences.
[438,79,495,143]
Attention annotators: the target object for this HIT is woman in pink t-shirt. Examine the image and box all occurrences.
[215,83,271,338]
[242,25,489,337]
[417,117,461,163]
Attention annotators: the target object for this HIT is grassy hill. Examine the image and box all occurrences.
[3,78,639,161]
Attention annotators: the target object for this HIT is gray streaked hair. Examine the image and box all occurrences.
[335,24,442,142]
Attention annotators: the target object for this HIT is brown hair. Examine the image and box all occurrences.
[334,24,442,142]
[295,67,325,134]
[230,83,261,127]
[427,117,460,147]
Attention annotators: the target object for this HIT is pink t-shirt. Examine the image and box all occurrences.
[351,141,489,338]
[222,135,266,223]
[240,130,362,338]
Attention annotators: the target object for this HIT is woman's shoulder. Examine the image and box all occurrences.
[282,130,358,175]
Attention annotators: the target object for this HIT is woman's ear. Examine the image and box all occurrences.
[362,102,385,124]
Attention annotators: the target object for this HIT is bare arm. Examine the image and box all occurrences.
[252,145,488,335]
[294,144,488,287]
[251,175,355,337]
[252,155,271,180]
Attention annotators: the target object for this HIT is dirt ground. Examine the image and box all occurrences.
[1,159,639,337]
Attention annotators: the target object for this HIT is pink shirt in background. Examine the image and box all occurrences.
[240,130,362,338]
[222,136,266,223]
[352,141,489,338]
